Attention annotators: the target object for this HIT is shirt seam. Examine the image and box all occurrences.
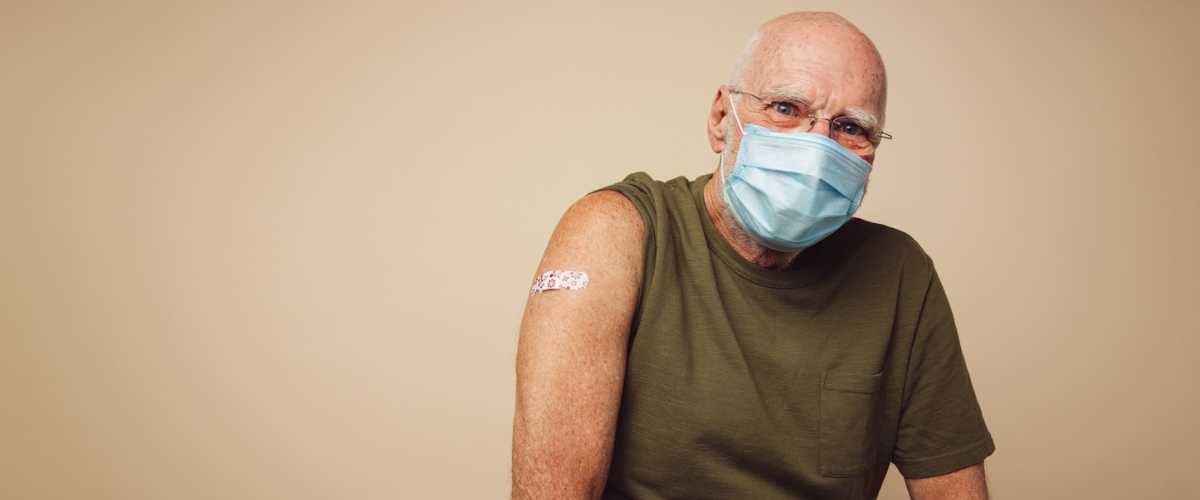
[893,433,996,478]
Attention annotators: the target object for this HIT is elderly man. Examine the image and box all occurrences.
[512,12,994,500]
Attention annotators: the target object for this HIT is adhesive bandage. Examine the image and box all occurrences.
[530,270,589,297]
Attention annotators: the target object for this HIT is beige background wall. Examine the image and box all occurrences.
[2,1,1198,498]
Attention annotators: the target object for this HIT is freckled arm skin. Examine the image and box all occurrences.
[905,462,989,500]
[511,191,644,500]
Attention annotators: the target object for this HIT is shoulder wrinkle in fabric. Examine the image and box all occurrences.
[723,95,872,251]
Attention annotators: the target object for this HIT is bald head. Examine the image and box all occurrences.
[729,12,887,125]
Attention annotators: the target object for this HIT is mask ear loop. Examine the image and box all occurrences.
[720,91,746,179]
[728,91,746,135]
[719,91,747,214]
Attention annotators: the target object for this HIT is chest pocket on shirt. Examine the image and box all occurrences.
[819,370,884,477]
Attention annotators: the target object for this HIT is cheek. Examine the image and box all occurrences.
[725,125,744,155]
[720,135,742,176]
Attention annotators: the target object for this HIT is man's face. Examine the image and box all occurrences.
[711,17,887,169]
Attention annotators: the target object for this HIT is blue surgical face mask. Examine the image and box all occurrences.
[721,94,873,251]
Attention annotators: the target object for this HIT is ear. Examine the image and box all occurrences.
[708,86,732,153]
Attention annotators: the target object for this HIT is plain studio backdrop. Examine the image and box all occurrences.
[2,1,1198,498]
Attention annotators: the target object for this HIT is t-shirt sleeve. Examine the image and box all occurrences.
[892,265,995,478]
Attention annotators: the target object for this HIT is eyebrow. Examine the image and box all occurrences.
[759,83,813,106]
[843,107,881,133]
[758,83,883,132]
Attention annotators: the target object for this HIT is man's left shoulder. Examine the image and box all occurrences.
[832,218,932,268]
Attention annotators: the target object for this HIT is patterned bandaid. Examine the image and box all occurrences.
[530,270,589,297]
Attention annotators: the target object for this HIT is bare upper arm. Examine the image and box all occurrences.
[904,461,988,500]
[512,190,644,500]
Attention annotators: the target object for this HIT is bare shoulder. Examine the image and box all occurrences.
[534,190,643,278]
[570,189,641,222]
[548,190,642,249]
[523,189,645,334]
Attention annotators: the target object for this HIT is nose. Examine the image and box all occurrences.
[804,116,834,138]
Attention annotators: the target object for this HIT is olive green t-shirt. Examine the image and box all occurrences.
[598,173,994,500]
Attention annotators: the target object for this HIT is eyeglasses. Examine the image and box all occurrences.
[730,89,892,153]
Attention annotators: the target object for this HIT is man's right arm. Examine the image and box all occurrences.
[511,191,644,500]
[904,461,988,500]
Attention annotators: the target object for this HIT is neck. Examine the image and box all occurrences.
[703,173,802,271]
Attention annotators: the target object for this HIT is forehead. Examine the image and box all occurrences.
[744,24,885,115]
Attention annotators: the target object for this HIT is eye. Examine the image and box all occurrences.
[770,102,798,116]
[835,120,866,137]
